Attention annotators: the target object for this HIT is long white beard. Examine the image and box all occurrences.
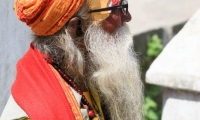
[84,24,144,120]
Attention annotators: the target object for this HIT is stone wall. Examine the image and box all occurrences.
[146,8,200,120]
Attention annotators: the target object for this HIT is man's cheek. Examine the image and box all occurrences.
[88,0,111,22]
[90,12,110,22]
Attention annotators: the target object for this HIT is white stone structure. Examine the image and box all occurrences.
[146,9,200,120]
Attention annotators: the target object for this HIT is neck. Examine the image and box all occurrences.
[52,63,88,92]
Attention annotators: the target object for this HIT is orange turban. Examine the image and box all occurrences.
[14,0,84,36]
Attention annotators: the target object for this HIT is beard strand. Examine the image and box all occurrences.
[84,24,144,120]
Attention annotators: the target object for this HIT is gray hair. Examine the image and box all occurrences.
[32,1,89,81]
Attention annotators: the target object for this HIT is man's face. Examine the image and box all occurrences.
[88,0,131,34]
[64,1,143,119]
[67,0,131,51]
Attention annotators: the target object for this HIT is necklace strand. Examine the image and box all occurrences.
[52,63,95,119]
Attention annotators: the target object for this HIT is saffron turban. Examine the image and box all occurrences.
[14,0,84,36]
[88,0,121,22]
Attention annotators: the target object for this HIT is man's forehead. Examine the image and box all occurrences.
[88,0,121,9]
[108,0,128,6]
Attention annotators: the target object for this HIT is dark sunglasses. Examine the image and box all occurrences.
[89,1,128,15]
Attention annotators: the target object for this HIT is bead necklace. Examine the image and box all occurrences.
[52,63,96,119]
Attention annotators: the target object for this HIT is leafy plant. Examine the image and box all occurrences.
[147,34,163,57]
[142,34,163,120]
[144,97,158,120]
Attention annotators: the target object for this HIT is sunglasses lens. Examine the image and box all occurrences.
[124,7,128,15]
[121,8,126,15]
[121,0,128,15]
[121,0,128,5]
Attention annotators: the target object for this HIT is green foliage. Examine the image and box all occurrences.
[147,34,163,57]
[142,34,163,120]
[146,84,161,97]
[144,97,158,120]
[144,85,162,120]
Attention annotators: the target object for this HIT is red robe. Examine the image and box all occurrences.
[12,44,82,119]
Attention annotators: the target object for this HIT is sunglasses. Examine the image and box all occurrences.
[89,0,128,15]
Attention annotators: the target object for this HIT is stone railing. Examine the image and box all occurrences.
[146,9,200,120]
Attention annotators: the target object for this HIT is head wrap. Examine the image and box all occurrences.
[14,0,84,36]
[87,0,121,22]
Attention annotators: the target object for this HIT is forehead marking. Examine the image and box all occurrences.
[112,0,120,6]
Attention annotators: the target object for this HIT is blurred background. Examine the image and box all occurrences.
[127,0,200,120]
[1,0,200,119]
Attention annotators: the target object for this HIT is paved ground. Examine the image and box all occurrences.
[127,0,200,35]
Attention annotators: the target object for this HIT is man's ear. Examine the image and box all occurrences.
[67,17,83,38]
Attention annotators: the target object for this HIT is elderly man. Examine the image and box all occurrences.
[1,0,143,120]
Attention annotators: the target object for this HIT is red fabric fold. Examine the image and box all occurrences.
[12,44,75,120]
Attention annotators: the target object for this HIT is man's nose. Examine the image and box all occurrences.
[121,11,132,23]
